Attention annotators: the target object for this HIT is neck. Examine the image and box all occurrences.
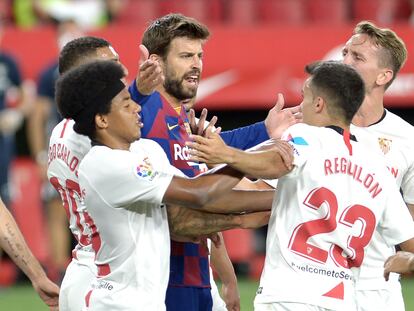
[158,87,182,109]
[96,136,131,151]
[352,91,385,127]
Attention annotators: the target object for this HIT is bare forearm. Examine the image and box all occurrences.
[202,189,274,213]
[211,235,237,284]
[167,205,242,237]
[0,205,46,282]
[228,148,289,179]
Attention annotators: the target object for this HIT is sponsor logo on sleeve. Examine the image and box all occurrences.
[135,157,157,180]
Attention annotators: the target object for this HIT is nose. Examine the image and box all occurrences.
[192,55,202,69]
[134,103,142,113]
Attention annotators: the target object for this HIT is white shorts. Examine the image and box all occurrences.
[355,284,405,311]
[254,302,331,311]
[59,251,96,311]
[84,282,166,311]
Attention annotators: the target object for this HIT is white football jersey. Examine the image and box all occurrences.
[255,123,414,310]
[351,110,414,290]
[47,119,94,254]
[79,139,177,311]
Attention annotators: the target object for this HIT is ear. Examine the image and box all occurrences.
[376,69,393,87]
[95,114,108,130]
[314,96,325,113]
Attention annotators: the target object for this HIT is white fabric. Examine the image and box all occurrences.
[79,139,175,311]
[351,110,414,204]
[59,251,96,311]
[255,123,414,310]
[354,282,405,311]
[47,119,95,310]
[255,302,332,311]
[349,110,414,307]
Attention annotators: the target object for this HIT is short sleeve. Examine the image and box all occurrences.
[80,147,174,208]
[281,124,317,170]
[401,158,414,204]
[377,178,414,246]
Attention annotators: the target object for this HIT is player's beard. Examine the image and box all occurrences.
[164,69,200,101]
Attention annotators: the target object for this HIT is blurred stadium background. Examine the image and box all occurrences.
[1,0,414,310]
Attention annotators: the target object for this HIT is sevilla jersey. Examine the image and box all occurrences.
[79,139,181,310]
[351,110,414,289]
[255,124,414,310]
[47,119,95,256]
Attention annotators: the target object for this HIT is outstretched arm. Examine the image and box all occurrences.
[163,166,243,209]
[187,132,293,179]
[167,204,270,237]
[0,197,59,310]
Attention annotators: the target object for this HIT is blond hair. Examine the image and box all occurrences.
[354,21,407,89]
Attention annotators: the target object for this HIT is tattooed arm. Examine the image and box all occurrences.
[0,196,59,310]
[167,205,270,238]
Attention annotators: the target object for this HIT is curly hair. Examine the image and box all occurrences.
[305,61,365,124]
[59,36,110,74]
[55,60,125,139]
[142,13,210,59]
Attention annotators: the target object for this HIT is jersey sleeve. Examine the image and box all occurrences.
[220,122,269,150]
[377,177,414,246]
[128,81,153,106]
[401,158,414,204]
[281,124,316,172]
[82,148,174,209]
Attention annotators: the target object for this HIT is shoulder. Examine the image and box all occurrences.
[282,123,322,147]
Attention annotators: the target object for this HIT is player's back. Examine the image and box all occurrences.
[255,123,414,310]
[47,118,94,252]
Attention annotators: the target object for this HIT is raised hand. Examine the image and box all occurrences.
[136,44,164,95]
[265,93,302,139]
[188,108,221,137]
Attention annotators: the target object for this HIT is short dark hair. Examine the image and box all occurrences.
[142,13,210,59]
[305,61,365,123]
[59,36,110,74]
[55,60,125,139]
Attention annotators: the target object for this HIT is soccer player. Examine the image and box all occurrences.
[341,21,414,311]
[0,195,59,310]
[130,13,300,311]
[55,60,290,310]
[188,61,414,310]
[50,36,273,311]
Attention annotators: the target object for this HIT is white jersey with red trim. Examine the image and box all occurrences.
[47,119,96,311]
[79,139,178,311]
[351,110,414,203]
[254,123,414,310]
[350,110,414,291]
[47,119,94,254]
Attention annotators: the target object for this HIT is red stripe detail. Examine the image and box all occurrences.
[85,290,93,307]
[183,256,202,286]
[72,249,78,260]
[343,129,352,155]
[322,282,344,300]
[60,118,71,138]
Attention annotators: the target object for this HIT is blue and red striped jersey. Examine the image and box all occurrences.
[129,83,270,288]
